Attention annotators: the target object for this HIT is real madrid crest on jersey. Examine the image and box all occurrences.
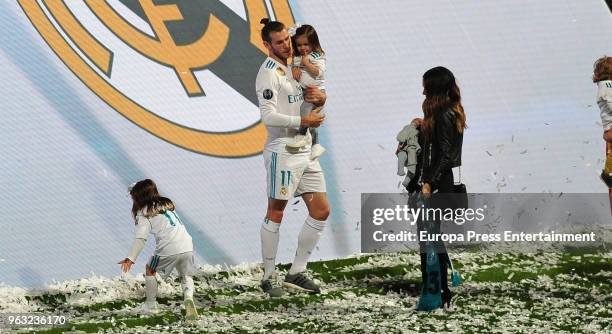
[280,186,288,196]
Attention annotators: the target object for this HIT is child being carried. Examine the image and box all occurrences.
[286,24,327,160]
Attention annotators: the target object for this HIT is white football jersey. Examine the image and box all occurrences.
[293,52,326,90]
[134,209,193,257]
[597,80,612,131]
[256,57,309,151]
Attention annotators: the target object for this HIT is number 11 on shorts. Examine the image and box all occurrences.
[280,170,292,186]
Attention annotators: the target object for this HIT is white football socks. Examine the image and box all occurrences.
[261,218,281,280]
[145,275,157,305]
[289,216,326,275]
[181,276,194,301]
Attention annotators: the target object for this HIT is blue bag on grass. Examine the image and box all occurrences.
[416,243,442,311]
[439,241,462,288]
[415,195,442,311]
[449,256,462,287]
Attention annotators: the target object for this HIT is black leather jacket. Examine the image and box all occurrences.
[408,109,463,192]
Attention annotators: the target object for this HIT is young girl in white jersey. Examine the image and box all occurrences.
[118,179,198,321]
[593,56,612,187]
[287,24,327,160]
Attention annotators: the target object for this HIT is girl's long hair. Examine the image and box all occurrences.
[129,179,175,221]
[421,66,466,138]
[291,24,324,58]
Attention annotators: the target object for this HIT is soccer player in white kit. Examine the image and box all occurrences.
[118,179,198,321]
[256,18,330,297]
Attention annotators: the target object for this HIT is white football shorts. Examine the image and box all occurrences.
[148,251,195,278]
[263,149,326,200]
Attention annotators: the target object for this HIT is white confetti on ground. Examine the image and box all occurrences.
[0,247,610,333]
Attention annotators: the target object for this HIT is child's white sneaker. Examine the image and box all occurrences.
[286,135,308,149]
[310,144,326,160]
[134,302,159,315]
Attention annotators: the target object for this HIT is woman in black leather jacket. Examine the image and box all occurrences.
[409,66,466,307]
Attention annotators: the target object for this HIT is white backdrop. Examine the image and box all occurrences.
[0,0,610,287]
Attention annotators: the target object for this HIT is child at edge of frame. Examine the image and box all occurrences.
[593,55,612,187]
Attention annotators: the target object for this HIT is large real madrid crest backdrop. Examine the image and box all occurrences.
[0,0,610,287]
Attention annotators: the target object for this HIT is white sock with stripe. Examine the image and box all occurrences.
[289,216,326,275]
[181,276,194,301]
[145,275,157,305]
[261,218,281,280]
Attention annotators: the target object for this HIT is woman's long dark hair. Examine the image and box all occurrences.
[421,66,466,138]
[129,179,175,221]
